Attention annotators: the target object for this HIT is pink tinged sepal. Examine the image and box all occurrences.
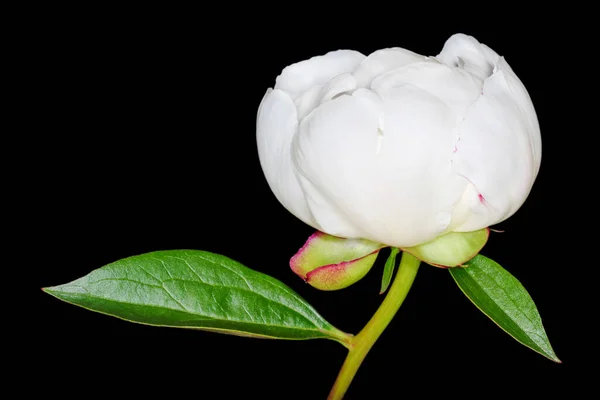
[290,232,385,291]
[401,228,490,268]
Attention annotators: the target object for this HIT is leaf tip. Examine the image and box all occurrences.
[42,286,59,298]
[546,352,562,364]
[41,286,54,294]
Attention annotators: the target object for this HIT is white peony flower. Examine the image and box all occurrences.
[257,33,541,248]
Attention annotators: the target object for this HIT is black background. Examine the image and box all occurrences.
[34,8,579,399]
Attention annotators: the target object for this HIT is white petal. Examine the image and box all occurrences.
[294,85,323,121]
[274,50,365,98]
[480,43,502,68]
[371,60,482,120]
[353,47,426,88]
[374,84,467,244]
[319,72,357,103]
[256,89,318,228]
[447,181,490,232]
[437,33,498,81]
[451,68,537,232]
[292,86,466,248]
[496,57,542,177]
[294,73,358,121]
[291,94,380,240]
[293,173,364,238]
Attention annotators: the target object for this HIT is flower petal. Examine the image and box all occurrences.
[353,47,426,87]
[295,73,358,120]
[256,89,317,228]
[319,72,357,103]
[371,59,481,119]
[291,93,381,240]
[451,65,538,232]
[292,86,466,248]
[437,33,498,81]
[274,50,365,99]
[294,86,323,121]
[496,57,542,177]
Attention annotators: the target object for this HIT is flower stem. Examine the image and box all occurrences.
[327,251,421,400]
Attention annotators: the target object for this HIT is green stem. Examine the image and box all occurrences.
[327,251,421,400]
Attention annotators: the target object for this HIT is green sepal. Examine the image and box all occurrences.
[402,228,489,267]
[290,232,385,291]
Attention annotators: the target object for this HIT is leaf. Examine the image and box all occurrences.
[403,228,489,267]
[290,231,384,291]
[44,250,351,346]
[449,255,560,362]
[380,248,399,294]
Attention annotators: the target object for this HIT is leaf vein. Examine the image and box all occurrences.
[161,278,316,326]
[152,257,174,279]
[161,284,190,312]
[60,292,326,335]
[136,264,162,283]
[87,276,319,328]
[473,268,538,333]
[184,253,321,321]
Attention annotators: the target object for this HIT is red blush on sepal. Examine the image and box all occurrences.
[290,231,386,291]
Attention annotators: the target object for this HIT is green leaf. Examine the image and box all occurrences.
[380,247,399,294]
[449,255,560,362]
[403,228,489,267]
[44,250,351,346]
